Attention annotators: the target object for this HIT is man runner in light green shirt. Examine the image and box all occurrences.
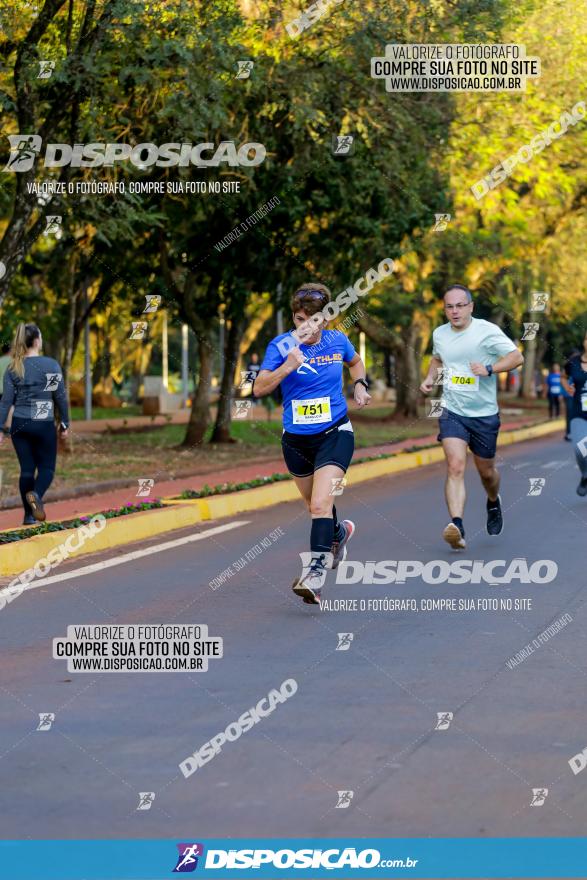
[420,285,524,549]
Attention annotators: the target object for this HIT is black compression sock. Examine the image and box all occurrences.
[451,516,465,537]
[332,505,345,542]
[311,517,334,555]
[487,496,500,510]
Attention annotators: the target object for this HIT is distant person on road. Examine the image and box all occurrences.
[420,284,524,550]
[545,363,562,418]
[561,332,587,496]
[246,352,261,382]
[0,323,70,525]
[561,350,578,441]
[254,283,370,605]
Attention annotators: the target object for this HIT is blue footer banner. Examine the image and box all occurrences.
[0,838,586,879]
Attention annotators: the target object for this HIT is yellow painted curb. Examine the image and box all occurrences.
[0,418,565,577]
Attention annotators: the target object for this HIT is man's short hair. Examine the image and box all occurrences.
[444,284,473,302]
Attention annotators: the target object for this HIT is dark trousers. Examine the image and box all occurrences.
[548,393,561,418]
[564,396,573,436]
[10,417,57,516]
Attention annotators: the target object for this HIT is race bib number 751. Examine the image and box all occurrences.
[292,397,332,425]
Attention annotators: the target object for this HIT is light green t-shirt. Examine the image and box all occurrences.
[432,317,518,417]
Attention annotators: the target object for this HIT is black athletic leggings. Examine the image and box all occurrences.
[10,417,57,516]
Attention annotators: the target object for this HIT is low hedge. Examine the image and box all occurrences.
[0,500,164,544]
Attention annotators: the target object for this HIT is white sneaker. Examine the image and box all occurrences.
[443,522,466,550]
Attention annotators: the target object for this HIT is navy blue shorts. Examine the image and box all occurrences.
[437,409,500,459]
[282,417,355,478]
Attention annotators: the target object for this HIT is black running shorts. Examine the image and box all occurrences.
[281,416,355,478]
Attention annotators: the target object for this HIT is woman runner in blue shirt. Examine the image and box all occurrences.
[254,283,371,604]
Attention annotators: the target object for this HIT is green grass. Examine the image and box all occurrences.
[70,405,142,420]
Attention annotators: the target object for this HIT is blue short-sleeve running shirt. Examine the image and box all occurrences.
[260,329,356,434]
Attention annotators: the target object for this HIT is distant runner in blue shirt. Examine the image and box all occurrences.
[254,283,370,605]
[545,364,562,419]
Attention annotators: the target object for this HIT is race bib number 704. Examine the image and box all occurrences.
[450,373,479,391]
[292,397,332,425]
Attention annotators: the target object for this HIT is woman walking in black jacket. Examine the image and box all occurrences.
[0,323,70,524]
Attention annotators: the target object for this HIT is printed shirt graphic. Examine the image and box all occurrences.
[260,329,356,434]
[432,317,518,417]
[564,355,587,421]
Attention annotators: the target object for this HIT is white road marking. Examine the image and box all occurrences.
[511,461,532,471]
[0,520,250,596]
[542,460,567,470]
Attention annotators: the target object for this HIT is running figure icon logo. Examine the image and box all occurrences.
[528,477,546,496]
[432,213,451,232]
[332,135,354,156]
[434,367,452,386]
[521,322,540,341]
[336,633,354,651]
[143,294,162,313]
[136,478,155,497]
[428,398,446,418]
[44,215,62,236]
[3,134,42,172]
[136,792,155,811]
[173,843,204,872]
[435,712,453,730]
[529,291,549,311]
[530,788,548,806]
[44,373,62,391]
[335,790,354,808]
[329,477,347,496]
[37,60,56,79]
[37,713,55,731]
[239,370,256,389]
[236,60,254,79]
[233,400,253,419]
[129,322,148,340]
[32,400,53,420]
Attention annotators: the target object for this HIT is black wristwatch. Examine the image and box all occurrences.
[485,364,493,377]
[354,378,369,390]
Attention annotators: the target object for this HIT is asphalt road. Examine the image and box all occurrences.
[0,431,586,842]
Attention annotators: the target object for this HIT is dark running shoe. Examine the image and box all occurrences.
[25,491,46,522]
[22,514,37,525]
[577,478,587,497]
[486,495,503,536]
[331,519,356,569]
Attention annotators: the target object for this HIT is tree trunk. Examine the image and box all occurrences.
[394,324,421,417]
[211,316,244,443]
[182,327,214,447]
[521,333,537,398]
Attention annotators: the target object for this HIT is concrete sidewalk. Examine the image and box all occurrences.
[0,416,559,531]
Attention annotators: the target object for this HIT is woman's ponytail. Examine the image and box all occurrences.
[9,323,40,378]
